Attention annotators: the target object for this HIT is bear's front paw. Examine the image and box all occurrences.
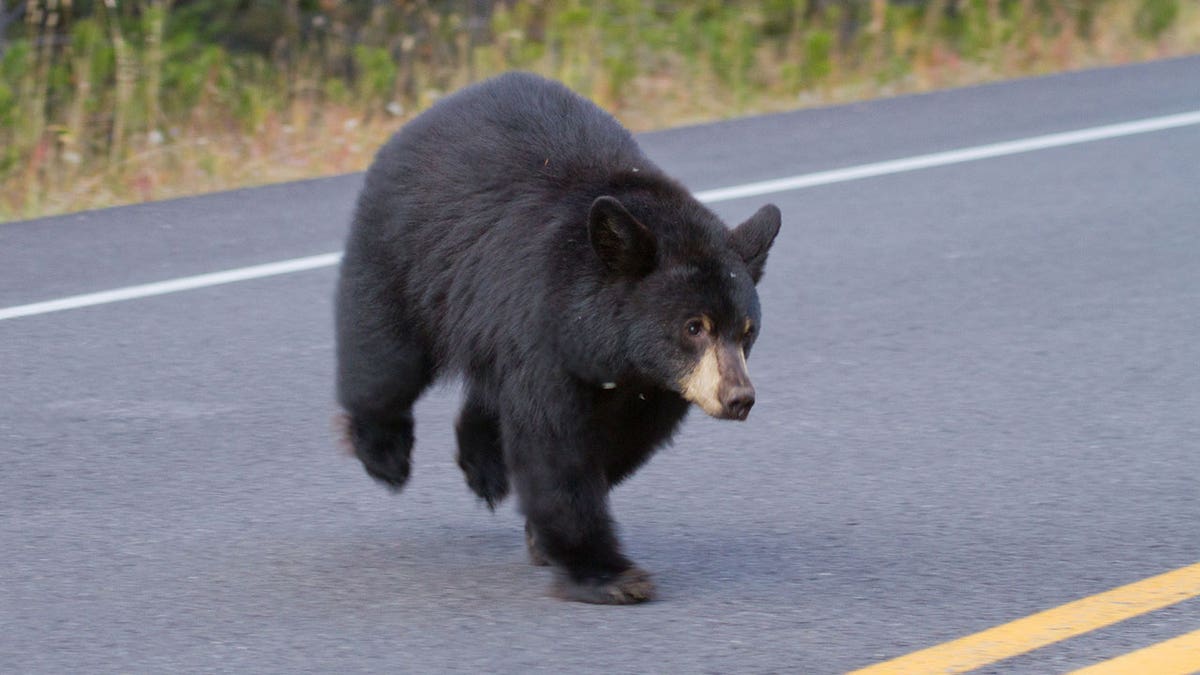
[552,567,656,605]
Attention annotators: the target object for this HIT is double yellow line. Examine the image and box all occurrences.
[850,562,1200,674]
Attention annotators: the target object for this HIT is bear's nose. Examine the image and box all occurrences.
[721,385,755,421]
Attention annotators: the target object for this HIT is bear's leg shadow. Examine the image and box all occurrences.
[502,407,655,604]
[455,388,509,509]
[336,280,433,491]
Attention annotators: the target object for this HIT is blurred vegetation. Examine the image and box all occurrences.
[1,0,1197,219]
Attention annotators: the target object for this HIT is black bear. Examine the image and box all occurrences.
[336,72,780,604]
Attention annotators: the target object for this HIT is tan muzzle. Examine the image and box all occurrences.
[679,342,756,420]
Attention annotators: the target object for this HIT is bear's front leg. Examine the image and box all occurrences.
[501,408,655,604]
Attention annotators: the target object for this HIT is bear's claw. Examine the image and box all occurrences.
[552,567,656,605]
[459,452,509,509]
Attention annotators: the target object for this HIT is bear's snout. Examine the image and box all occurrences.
[720,384,755,421]
[680,342,756,420]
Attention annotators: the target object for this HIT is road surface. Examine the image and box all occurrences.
[3,56,1199,673]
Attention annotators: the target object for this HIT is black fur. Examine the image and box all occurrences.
[335,72,780,603]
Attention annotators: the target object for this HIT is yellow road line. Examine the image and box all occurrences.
[848,562,1200,675]
[1066,628,1200,675]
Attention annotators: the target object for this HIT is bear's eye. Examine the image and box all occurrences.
[685,319,705,337]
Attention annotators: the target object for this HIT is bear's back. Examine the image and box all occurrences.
[365,72,649,211]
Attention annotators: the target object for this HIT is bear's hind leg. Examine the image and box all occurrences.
[343,410,422,489]
[455,390,509,508]
[336,273,433,491]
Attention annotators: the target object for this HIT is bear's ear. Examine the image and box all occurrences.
[729,204,781,284]
[588,196,657,278]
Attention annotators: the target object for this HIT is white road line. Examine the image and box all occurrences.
[0,253,342,321]
[3,108,1199,322]
[694,109,1200,203]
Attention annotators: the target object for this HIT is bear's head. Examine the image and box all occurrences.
[588,195,781,421]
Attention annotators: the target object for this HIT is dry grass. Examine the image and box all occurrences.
[3,0,1198,221]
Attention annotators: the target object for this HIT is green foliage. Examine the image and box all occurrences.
[1135,0,1179,38]
[323,77,350,105]
[954,0,992,56]
[70,19,105,65]
[226,54,277,130]
[0,40,30,126]
[161,43,224,112]
[1075,1,1102,41]
[353,45,397,107]
[802,29,834,84]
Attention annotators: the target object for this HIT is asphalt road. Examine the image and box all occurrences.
[3,57,1199,673]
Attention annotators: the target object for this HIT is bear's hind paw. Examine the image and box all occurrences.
[552,567,656,605]
[524,521,551,566]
